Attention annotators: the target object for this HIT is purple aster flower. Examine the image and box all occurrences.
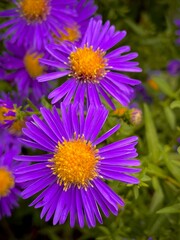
[15,104,140,228]
[0,131,22,219]
[167,59,180,76]
[0,0,76,50]
[53,0,98,44]
[38,19,142,108]
[0,129,22,154]
[0,67,5,79]
[1,41,51,102]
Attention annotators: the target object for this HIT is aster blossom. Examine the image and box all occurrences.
[15,104,140,227]
[0,131,22,219]
[1,41,51,102]
[167,59,180,76]
[54,0,98,44]
[38,18,142,108]
[0,0,76,49]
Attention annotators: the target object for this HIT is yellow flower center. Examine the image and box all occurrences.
[0,106,15,124]
[49,137,100,190]
[9,120,26,136]
[69,45,107,83]
[24,52,44,78]
[19,0,50,23]
[0,167,15,197]
[55,25,81,43]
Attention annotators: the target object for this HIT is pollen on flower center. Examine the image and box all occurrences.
[9,119,26,136]
[0,106,15,124]
[24,52,44,78]
[49,136,100,190]
[69,45,107,83]
[19,0,50,22]
[0,167,15,197]
[55,25,81,43]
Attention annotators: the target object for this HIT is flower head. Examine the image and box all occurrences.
[1,41,51,102]
[15,104,140,227]
[0,131,22,219]
[0,0,76,49]
[167,59,180,76]
[54,0,98,44]
[38,19,141,108]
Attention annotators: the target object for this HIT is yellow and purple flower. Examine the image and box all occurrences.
[1,41,51,102]
[0,0,77,49]
[38,19,142,108]
[0,131,22,219]
[15,104,140,227]
[54,0,98,44]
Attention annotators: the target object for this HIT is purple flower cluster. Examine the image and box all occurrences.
[166,19,180,77]
[0,0,141,227]
[0,130,22,219]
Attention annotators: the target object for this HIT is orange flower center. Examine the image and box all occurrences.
[69,45,107,83]
[0,167,15,197]
[24,52,44,78]
[55,25,81,43]
[19,0,50,23]
[9,119,26,136]
[0,106,15,124]
[49,137,100,190]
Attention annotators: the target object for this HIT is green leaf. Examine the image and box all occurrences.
[164,152,180,182]
[149,177,164,213]
[163,106,176,130]
[124,18,147,36]
[144,104,161,162]
[177,147,180,154]
[98,226,111,236]
[157,203,180,214]
[170,100,180,109]
[133,186,139,199]
[153,76,176,98]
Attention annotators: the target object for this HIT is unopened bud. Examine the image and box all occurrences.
[130,108,142,126]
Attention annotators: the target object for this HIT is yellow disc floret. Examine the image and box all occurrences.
[0,167,15,197]
[19,0,50,23]
[49,137,100,190]
[24,52,44,78]
[69,45,107,83]
[0,106,15,124]
[9,119,26,136]
[55,25,81,43]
